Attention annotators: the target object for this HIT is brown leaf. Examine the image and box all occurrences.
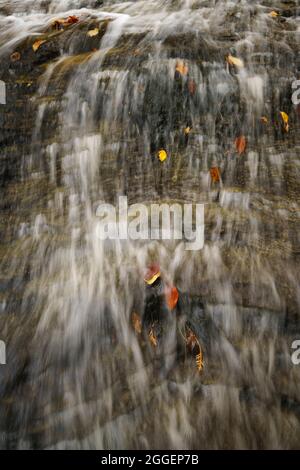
[210,167,220,183]
[260,116,268,124]
[131,312,142,335]
[235,135,247,154]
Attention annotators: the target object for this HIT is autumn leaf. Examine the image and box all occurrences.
[175,60,189,76]
[32,39,46,52]
[210,167,220,183]
[87,28,99,37]
[280,111,289,132]
[148,327,157,348]
[185,327,204,372]
[235,135,247,154]
[260,116,268,124]
[226,55,244,68]
[196,349,204,372]
[184,126,191,135]
[158,149,167,162]
[144,264,161,285]
[165,286,179,310]
[131,312,142,334]
[66,15,79,24]
[10,52,21,62]
[269,11,279,18]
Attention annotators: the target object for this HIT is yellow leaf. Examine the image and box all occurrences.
[269,11,279,18]
[175,60,188,76]
[184,126,191,135]
[280,111,289,132]
[32,39,46,52]
[87,28,99,37]
[226,55,244,68]
[158,149,167,162]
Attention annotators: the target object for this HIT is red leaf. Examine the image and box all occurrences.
[235,135,247,155]
[165,286,179,310]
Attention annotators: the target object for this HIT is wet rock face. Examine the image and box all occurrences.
[0,0,300,450]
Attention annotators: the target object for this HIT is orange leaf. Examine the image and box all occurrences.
[32,39,46,52]
[175,60,188,76]
[131,312,142,334]
[235,135,247,154]
[226,55,244,68]
[165,286,179,310]
[210,167,220,183]
[148,328,157,348]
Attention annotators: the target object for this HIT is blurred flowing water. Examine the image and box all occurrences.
[0,0,300,449]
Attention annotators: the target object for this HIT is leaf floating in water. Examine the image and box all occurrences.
[280,111,289,132]
[235,135,247,155]
[269,11,279,18]
[165,286,179,310]
[10,52,21,62]
[87,28,99,37]
[158,149,167,162]
[148,328,157,348]
[261,116,268,124]
[32,39,46,52]
[175,60,189,76]
[210,167,220,183]
[226,55,244,68]
[131,312,142,334]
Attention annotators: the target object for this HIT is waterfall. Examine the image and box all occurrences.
[0,0,300,449]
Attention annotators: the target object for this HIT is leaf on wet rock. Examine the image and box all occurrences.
[10,52,21,62]
[210,167,220,183]
[131,312,142,334]
[148,327,157,348]
[165,286,179,310]
[158,149,167,162]
[280,111,289,132]
[184,126,192,135]
[32,39,46,52]
[87,28,99,37]
[226,55,244,68]
[66,15,79,24]
[235,135,247,154]
[269,11,279,18]
[175,60,188,76]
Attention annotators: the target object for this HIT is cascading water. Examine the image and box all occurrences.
[0,0,300,450]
